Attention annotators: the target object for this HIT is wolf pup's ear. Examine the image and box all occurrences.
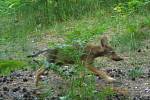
[100,36,108,47]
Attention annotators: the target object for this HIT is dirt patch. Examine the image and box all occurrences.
[0,65,149,100]
[0,70,68,100]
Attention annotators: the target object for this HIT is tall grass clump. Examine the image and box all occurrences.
[111,17,150,51]
[110,0,150,51]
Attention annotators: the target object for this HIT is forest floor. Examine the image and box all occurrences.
[0,31,150,100]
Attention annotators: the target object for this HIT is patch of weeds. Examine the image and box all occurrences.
[67,73,97,100]
[67,82,115,100]
[128,67,144,79]
[98,87,115,100]
[0,60,27,76]
[66,64,115,99]
[111,21,150,51]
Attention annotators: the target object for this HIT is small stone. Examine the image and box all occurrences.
[22,88,27,93]
[144,87,150,93]
[32,90,41,95]
[97,76,102,80]
[141,96,150,100]
[23,93,28,98]
[135,87,138,89]
[6,81,10,84]
[144,83,149,85]
[110,74,115,77]
[117,69,122,74]
[43,71,48,76]
[133,97,139,100]
[140,75,146,78]
[9,79,13,82]
[10,72,19,77]
[57,93,63,97]
[122,73,125,76]
[148,72,150,78]
[64,66,69,68]
[29,74,32,77]
[58,86,62,89]
[51,96,59,100]
[137,49,141,52]
[3,87,9,91]
[23,78,28,82]
[2,77,7,82]
[12,86,20,92]
[23,92,30,98]
[115,74,120,77]
[40,76,47,81]
[106,69,112,73]
[0,93,3,98]
[131,77,136,81]
[32,90,37,95]
[133,95,140,100]
[113,69,117,72]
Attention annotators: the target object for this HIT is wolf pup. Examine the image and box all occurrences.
[27,36,123,86]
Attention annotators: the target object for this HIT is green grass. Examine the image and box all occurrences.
[0,60,27,75]
[110,14,150,51]
[128,67,144,79]
[0,1,150,99]
[67,73,114,100]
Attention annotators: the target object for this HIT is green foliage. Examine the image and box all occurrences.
[0,60,27,75]
[66,24,106,45]
[0,0,103,30]
[98,87,115,100]
[113,0,150,15]
[49,0,102,21]
[111,15,150,51]
[0,0,150,99]
[67,76,115,100]
[68,74,97,100]
[128,67,144,79]
[111,25,139,50]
